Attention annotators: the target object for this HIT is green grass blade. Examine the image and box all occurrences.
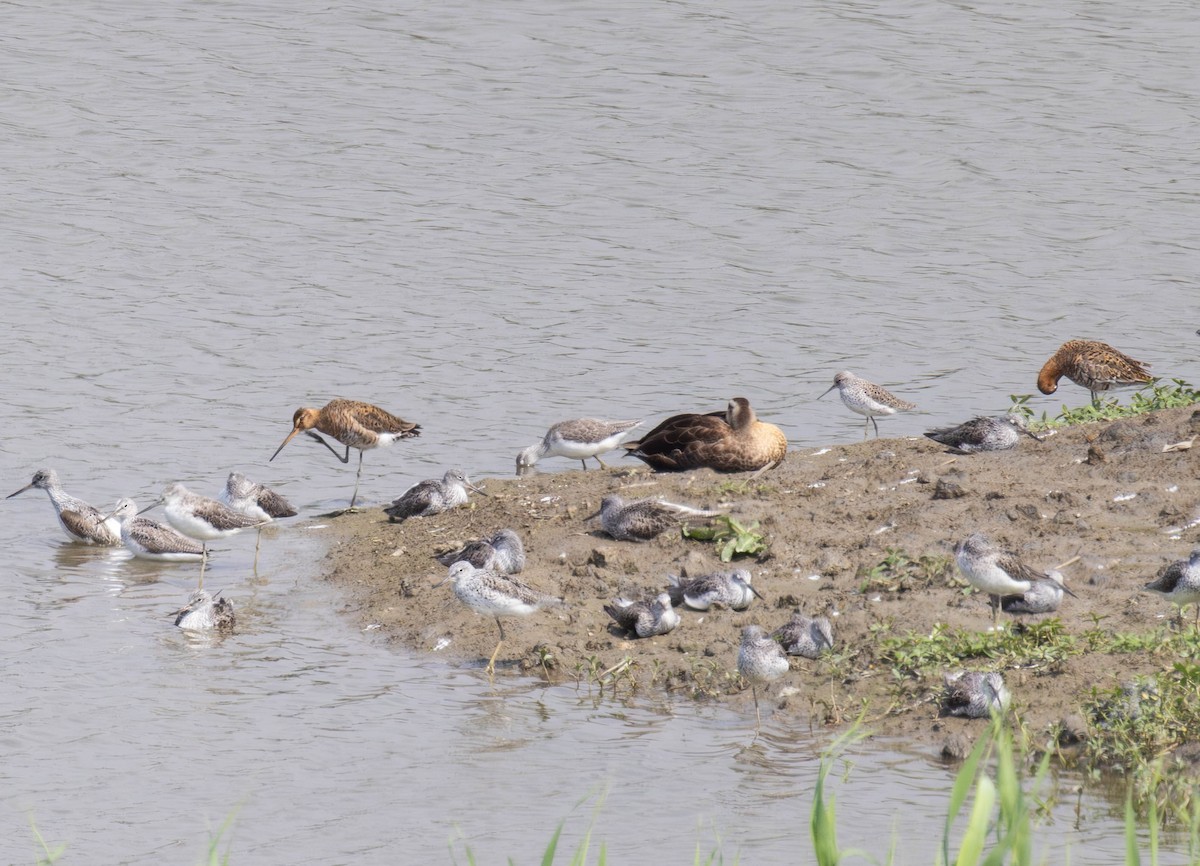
[944,724,993,865]
[954,775,996,866]
[540,820,564,866]
[1125,792,1141,866]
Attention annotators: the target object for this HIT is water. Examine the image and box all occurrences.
[1,0,1197,861]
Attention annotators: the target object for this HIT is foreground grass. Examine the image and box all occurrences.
[1010,378,1200,431]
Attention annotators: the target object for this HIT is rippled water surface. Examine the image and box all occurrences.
[2,0,1197,862]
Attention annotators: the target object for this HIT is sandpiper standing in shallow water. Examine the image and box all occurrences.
[668,569,762,611]
[820,372,917,439]
[772,611,834,659]
[593,495,721,542]
[7,469,121,546]
[384,468,485,522]
[220,472,297,569]
[603,592,680,638]
[269,398,421,509]
[436,561,563,676]
[738,625,790,737]
[942,671,1010,718]
[107,498,205,562]
[143,483,263,585]
[925,414,1041,454]
[517,418,643,472]
[1143,550,1200,627]
[174,589,236,631]
[435,528,525,574]
[1037,340,1152,405]
[622,397,787,474]
[954,533,1048,627]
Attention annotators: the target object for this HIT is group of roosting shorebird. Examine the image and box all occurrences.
[10,339,1200,730]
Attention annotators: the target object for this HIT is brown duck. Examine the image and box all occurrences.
[623,397,787,473]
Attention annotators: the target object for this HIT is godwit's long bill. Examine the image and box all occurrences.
[269,399,421,509]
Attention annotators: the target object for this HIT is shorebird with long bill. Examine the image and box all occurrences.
[269,399,421,509]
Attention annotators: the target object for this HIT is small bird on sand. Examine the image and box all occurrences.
[738,625,790,736]
[436,561,563,677]
[955,533,1054,626]
[603,592,680,638]
[1143,550,1200,627]
[820,371,916,439]
[1000,570,1076,616]
[435,529,526,574]
[269,398,421,509]
[7,469,121,546]
[771,611,834,659]
[592,494,721,542]
[173,589,236,631]
[942,671,1010,718]
[384,468,485,522]
[924,414,1041,454]
[1037,340,1152,405]
[516,418,643,472]
[667,569,761,611]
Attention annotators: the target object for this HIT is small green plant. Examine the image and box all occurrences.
[1010,378,1200,431]
[30,819,65,866]
[857,549,957,594]
[682,515,769,562]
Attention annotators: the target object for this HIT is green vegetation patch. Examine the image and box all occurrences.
[1010,378,1200,431]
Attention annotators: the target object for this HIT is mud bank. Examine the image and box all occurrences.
[320,406,1200,753]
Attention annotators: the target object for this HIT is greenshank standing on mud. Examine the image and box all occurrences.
[517,418,643,472]
[384,468,485,522]
[437,561,563,676]
[954,533,1046,626]
[820,372,916,439]
[269,398,421,509]
[7,469,121,546]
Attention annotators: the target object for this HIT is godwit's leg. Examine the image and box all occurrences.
[252,527,262,572]
[349,451,365,509]
[751,685,763,741]
[199,543,208,590]
[871,416,880,438]
[594,455,609,469]
[305,431,351,464]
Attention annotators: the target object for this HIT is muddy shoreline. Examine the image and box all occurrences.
[320,406,1200,755]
